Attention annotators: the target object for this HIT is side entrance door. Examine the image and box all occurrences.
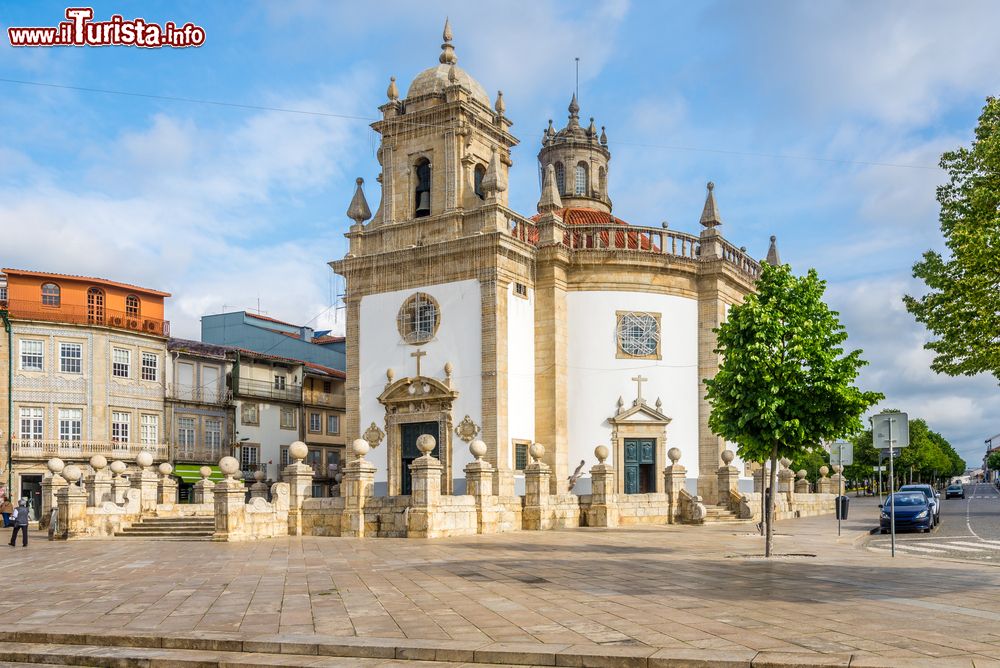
[623,438,656,494]
[400,421,440,495]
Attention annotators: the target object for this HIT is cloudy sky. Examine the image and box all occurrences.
[2,1,998,465]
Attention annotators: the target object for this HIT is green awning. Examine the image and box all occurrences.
[174,464,224,484]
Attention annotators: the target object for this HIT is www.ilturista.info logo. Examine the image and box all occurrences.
[7,7,206,48]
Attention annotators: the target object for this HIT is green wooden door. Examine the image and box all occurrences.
[623,438,656,494]
[400,421,439,495]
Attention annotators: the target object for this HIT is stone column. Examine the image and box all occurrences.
[341,439,376,538]
[213,456,247,542]
[794,470,810,495]
[192,466,215,504]
[249,470,270,500]
[777,458,795,504]
[716,449,740,510]
[663,447,687,524]
[753,466,766,494]
[55,465,87,539]
[282,441,314,536]
[408,435,444,538]
[830,465,845,498]
[816,466,833,494]
[40,458,67,529]
[157,463,178,505]
[588,445,618,528]
[464,440,497,534]
[110,460,129,503]
[523,443,552,530]
[130,452,159,514]
[86,455,113,507]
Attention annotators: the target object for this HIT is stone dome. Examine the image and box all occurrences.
[406,63,490,108]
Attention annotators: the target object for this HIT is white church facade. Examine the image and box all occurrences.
[331,21,775,506]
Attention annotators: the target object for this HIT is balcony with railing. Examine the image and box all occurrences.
[166,383,232,405]
[236,377,302,402]
[302,388,346,409]
[1,299,169,337]
[174,447,225,464]
[12,438,168,462]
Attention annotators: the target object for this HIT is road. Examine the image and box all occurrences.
[866,482,1000,561]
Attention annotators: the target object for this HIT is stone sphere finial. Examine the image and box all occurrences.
[63,464,82,483]
[796,469,807,479]
[819,465,829,477]
[444,361,454,376]
[668,447,682,464]
[254,469,265,482]
[594,445,609,464]
[219,456,240,480]
[158,462,173,477]
[469,439,487,460]
[89,455,107,471]
[47,458,65,475]
[779,457,791,469]
[833,464,843,474]
[288,440,308,464]
[721,449,735,465]
[136,451,154,469]
[386,368,395,383]
[110,460,127,476]
[199,466,212,480]
[529,442,545,462]
[352,438,370,457]
[416,434,436,456]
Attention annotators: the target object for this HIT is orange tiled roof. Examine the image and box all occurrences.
[304,362,346,379]
[530,207,630,227]
[2,268,170,297]
[312,335,345,344]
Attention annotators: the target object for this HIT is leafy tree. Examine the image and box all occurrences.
[986,450,1000,473]
[905,97,1000,381]
[706,263,883,556]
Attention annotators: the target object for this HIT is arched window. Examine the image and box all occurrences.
[87,287,105,324]
[41,283,60,307]
[473,164,487,200]
[575,162,589,196]
[126,294,140,317]
[414,158,431,218]
[554,162,565,195]
[598,167,607,198]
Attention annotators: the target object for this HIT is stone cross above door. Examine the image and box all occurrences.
[631,374,648,406]
[410,349,427,376]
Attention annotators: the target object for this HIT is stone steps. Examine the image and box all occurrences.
[115,516,215,540]
[702,505,750,524]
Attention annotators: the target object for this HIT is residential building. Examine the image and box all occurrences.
[297,363,347,497]
[201,311,344,370]
[0,268,170,519]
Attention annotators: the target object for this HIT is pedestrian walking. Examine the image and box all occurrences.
[0,497,12,528]
[9,499,30,547]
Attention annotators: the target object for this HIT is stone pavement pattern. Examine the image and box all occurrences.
[1,503,1000,667]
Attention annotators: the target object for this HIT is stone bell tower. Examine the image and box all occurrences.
[537,94,612,213]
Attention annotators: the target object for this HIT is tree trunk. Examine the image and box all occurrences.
[760,460,767,536]
[766,443,779,557]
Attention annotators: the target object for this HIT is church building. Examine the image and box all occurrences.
[330,21,774,505]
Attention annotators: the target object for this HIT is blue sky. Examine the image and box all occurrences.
[2,1,999,465]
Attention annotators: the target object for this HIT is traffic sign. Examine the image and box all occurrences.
[829,441,853,466]
[872,465,887,472]
[872,412,909,449]
[878,448,901,459]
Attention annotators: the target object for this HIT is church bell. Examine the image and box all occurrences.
[415,190,431,217]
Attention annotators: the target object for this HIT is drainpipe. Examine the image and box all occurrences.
[1,309,12,494]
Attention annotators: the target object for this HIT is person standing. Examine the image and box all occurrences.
[0,497,12,528]
[9,499,29,547]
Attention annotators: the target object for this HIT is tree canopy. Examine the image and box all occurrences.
[843,412,966,484]
[904,97,1000,382]
[986,450,1000,472]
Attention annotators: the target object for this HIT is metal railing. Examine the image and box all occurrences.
[166,383,232,405]
[302,389,345,408]
[236,377,302,402]
[12,438,168,461]
[174,447,224,464]
[2,299,169,337]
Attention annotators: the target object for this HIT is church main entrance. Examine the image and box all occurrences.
[400,421,440,495]
[624,438,656,494]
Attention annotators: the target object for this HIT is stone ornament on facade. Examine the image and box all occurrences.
[110,460,127,477]
[668,447,682,464]
[288,440,308,464]
[48,457,65,475]
[63,464,82,484]
[352,438,371,458]
[416,434,437,457]
[219,456,240,480]
[199,466,212,480]
[469,439,487,461]
[595,444,609,463]
[90,455,107,471]
[363,422,385,450]
[529,442,545,463]
[721,449,735,465]
[158,462,172,477]
[136,451,153,470]
[454,414,481,443]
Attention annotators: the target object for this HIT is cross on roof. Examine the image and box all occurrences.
[632,374,648,405]
[411,349,427,376]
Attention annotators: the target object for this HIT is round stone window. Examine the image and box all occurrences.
[397,292,440,344]
[617,312,660,358]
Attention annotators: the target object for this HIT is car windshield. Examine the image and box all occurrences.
[899,486,932,498]
[886,493,926,507]
[948,485,962,490]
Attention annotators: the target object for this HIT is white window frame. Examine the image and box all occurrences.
[60,342,82,374]
[309,412,322,433]
[112,347,131,378]
[140,414,159,445]
[280,406,296,430]
[240,444,260,471]
[19,407,44,442]
[326,414,340,435]
[111,411,131,443]
[241,403,259,425]
[141,352,158,381]
[204,419,222,451]
[177,416,197,449]
[274,374,287,390]
[20,340,43,371]
[58,409,82,442]
[574,163,587,195]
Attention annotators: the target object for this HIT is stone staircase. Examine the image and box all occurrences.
[115,516,215,540]
[702,503,748,524]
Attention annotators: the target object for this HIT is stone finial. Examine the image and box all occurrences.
[254,469,265,482]
[347,177,372,225]
[416,434,437,456]
[110,460,127,477]
[387,76,399,101]
[219,456,240,480]
[494,90,505,117]
[587,117,597,137]
[779,457,792,469]
[546,119,555,138]
[63,464,82,483]
[386,368,395,383]
[655,397,663,411]
[595,445,609,463]
[699,181,722,228]
[481,146,506,197]
[796,469,807,479]
[721,449,735,465]
[819,465,830,477]
[199,466,212,480]
[89,455,107,471]
[668,447,682,464]
[600,125,608,145]
[448,63,458,83]
[529,442,545,462]
[439,17,457,65]
[136,451,154,470]
[158,462,173,477]
[766,235,781,266]
[289,440,308,464]
[352,438,370,458]
[616,396,624,411]
[444,361,453,378]
[47,458,65,475]
[469,439,487,461]
[537,163,563,214]
[833,464,843,474]
[568,92,580,118]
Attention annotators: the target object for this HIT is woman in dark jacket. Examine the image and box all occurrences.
[8,499,29,547]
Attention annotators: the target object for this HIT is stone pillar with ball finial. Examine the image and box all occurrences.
[588,445,618,528]
[717,450,740,510]
[40,457,68,529]
[193,466,215,504]
[131,451,159,514]
[407,434,444,538]
[110,460,129,503]
[464,439,497,534]
[250,469,269,500]
[777,457,795,503]
[157,463,178,505]
[522,443,551,530]
[830,464,845,499]
[663,447,687,524]
[86,455,113,507]
[341,438,376,538]
[817,465,833,494]
[282,440,313,536]
[55,464,87,539]
[795,469,810,495]
[213,455,247,542]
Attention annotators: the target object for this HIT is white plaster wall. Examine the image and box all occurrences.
[567,291,699,479]
[506,283,535,467]
[359,279,483,488]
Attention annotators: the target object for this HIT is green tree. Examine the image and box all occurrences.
[904,97,1000,381]
[986,450,1000,473]
[706,263,883,556]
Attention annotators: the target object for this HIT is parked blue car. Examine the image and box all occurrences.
[880,492,935,533]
